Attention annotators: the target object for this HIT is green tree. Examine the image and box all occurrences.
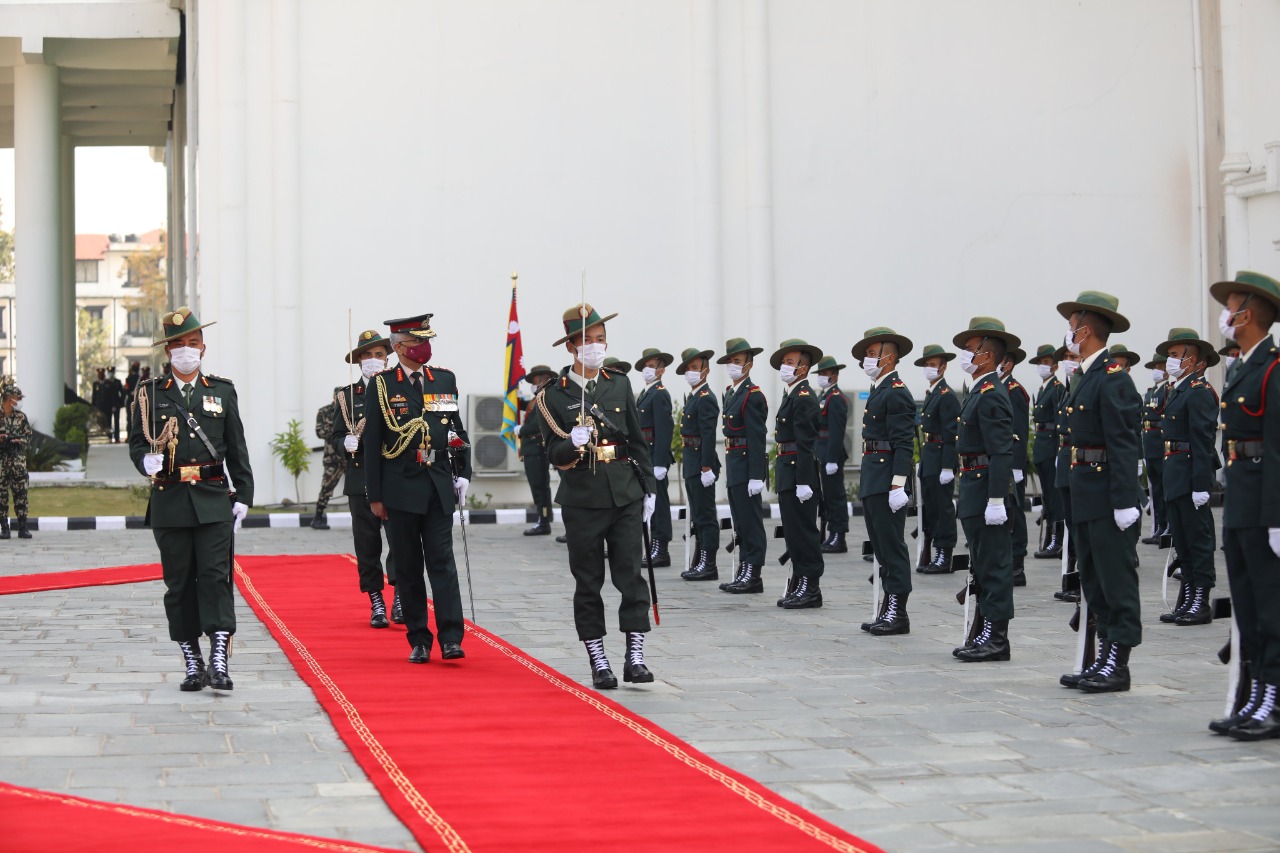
[77,308,110,399]
[0,199,14,283]
[122,234,167,365]
[270,419,312,504]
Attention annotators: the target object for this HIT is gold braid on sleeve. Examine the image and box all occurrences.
[136,382,179,472]
[535,389,596,471]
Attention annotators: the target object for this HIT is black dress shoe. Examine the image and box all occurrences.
[555,534,568,544]
[524,521,551,536]
[408,644,432,664]
[441,642,465,660]
[1012,569,1027,587]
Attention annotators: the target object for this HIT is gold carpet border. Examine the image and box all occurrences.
[459,618,873,853]
[1,784,389,852]
[236,561,470,853]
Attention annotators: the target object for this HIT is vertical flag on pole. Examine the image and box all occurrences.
[500,272,525,452]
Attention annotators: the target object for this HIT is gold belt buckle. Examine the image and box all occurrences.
[596,445,617,462]
[1163,441,1171,454]
[179,465,200,483]
[1070,447,1078,465]
[724,439,732,451]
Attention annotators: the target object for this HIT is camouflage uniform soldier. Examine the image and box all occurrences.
[0,384,33,539]
[311,396,348,530]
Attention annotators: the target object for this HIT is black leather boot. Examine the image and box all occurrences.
[682,549,705,580]
[867,593,909,635]
[718,557,744,591]
[915,537,933,569]
[1060,639,1110,688]
[724,562,763,594]
[584,638,617,690]
[1159,581,1191,623]
[1035,521,1064,558]
[177,640,208,692]
[555,534,568,544]
[955,619,1011,662]
[1077,642,1130,692]
[1175,586,1212,626]
[780,576,822,609]
[622,632,654,683]
[1012,556,1026,587]
[16,517,31,539]
[820,532,848,554]
[524,519,551,536]
[369,590,390,629]
[390,588,404,624]
[208,631,234,691]
[1227,684,1280,741]
[649,539,671,568]
[310,511,329,530]
[684,549,718,581]
[921,546,953,574]
[1210,679,1260,734]
[0,517,9,540]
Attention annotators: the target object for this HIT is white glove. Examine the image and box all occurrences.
[796,484,814,502]
[888,488,909,513]
[1270,528,1280,559]
[570,425,592,448]
[984,503,1008,526]
[1192,490,1210,509]
[653,466,668,481]
[700,469,716,488]
[643,493,656,523]
[231,501,249,531]
[142,453,163,476]
[343,435,360,453]
[1013,469,1024,484]
[825,462,838,476]
[453,477,470,504]
[939,469,955,485]
[747,479,764,496]
[1138,459,1146,477]
[1114,506,1140,531]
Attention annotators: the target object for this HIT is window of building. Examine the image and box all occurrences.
[127,309,155,337]
[0,357,6,374]
[86,306,105,322]
[75,260,99,283]
[0,306,6,339]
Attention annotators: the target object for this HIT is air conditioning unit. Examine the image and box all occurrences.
[466,394,521,474]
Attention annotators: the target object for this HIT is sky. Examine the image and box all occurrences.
[0,146,168,235]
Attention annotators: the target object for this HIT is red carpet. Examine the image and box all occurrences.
[234,554,881,853]
[0,563,162,595]
[0,781,401,853]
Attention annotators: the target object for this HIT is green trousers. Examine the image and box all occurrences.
[1167,494,1215,590]
[862,493,912,596]
[960,514,1014,621]
[154,522,235,641]
[1074,515,1142,648]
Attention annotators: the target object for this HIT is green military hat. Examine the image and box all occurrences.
[815,355,847,373]
[1056,290,1130,334]
[553,303,618,347]
[1143,352,1168,370]
[603,356,632,374]
[384,313,437,339]
[1028,344,1059,365]
[1107,343,1141,367]
[912,344,955,367]
[769,338,824,370]
[1218,343,1241,357]
[677,347,715,373]
[1209,270,1280,313]
[1008,347,1027,365]
[851,327,913,361]
[345,329,393,363]
[525,364,557,382]
[951,317,1020,350]
[1155,327,1220,367]
[635,348,674,369]
[154,306,216,346]
[716,338,763,364]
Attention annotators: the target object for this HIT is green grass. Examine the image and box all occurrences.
[26,486,320,517]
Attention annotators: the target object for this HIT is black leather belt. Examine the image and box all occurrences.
[154,462,226,486]
[960,453,989,471]
[863,440,893,454]
[777,441,798,455]
[1228,439,1265,460]
[594,442,630,463]
[1059,436,1071,448]
[1034,424,1055,433]
[725,437,749,450]
[681,435,701,449]
[641,428,655,441]
[1071,447,1108,465]
[1164,441,1191,456]
[922,432,944,443]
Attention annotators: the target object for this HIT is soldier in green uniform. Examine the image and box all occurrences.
[1220,343,1243,387]
[128,307,253,692]
[310,396,348,530]
[814,356,850,554]
[0,384,33,540]
[1053,347,1082,602]
[1054,291,1143,693]
[1154,328,1220,626]
[997,347,1030,586]
[1140,353,1172,545]
[1029,345,1066,560]
[852,327,915,636]
[951,318,1018,661]
[520,365,558,537]
[1209,271,1280,739]
[364,313,471,665]
[717,339,769,588]
[677,347,723,582]
[771,339,826,608]
[603,357,632,375]
[331,330,399,628]
[636,349,675,567]
[536,304,656,690]
[915,344,960,573]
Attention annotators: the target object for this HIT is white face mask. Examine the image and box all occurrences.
[360,357,387,379]
[1061,359,1080,376]
[11,400,21,412]
[641,366,658,383]
[1166,357,1186,379]
[1219,306,1240,341]
[169,346,203,376]
[1150,368,1166,383]
[1036,363,1054,380]
[726,363,745,382]
[862,356,883,380]
[922,366,939,383]
[1224,356,1238,372]
[957,349,978,376]
[813,375,831,391]
[576,342,607,370]
[779,364,799,385]
[684,370,702,387]
[1064,326,1083,356]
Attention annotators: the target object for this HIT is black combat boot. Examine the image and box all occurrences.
[953,616,990,658]
[177,640,208,692]
[622,632,654,683]
[208,631,234,691]
[955,618,1010,662]
[649,538,671,568]
[1159,581,1191,623]
[1012,556,1026,587]
[584,638,617,690]
[390,588,404,624]
[1077,643,1131,693]
[1175,587,1212,626]
[16,517,31,539]
[921,546,953,574]
[369,590,389,629]
[1060,639,1110,688]
[780,575,822,609]
[867,593,909,635]
[0,516,9,540]
[684,549,718,581]
[915,537,933,569]
[820,532,848,554]
[1210,679,1260,734]
[310,511,329,530]
[524,518,551,536]
[682,549,706,580]
[724,562,763,594]
[1035,521,1064,558]
[1228,684,1280,741]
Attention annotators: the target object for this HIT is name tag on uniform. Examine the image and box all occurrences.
[202,395,223,414]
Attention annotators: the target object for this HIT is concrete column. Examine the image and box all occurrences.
[744,0,776,383]
[14,60,61,432]
[1218,0,1250,277]
[691,0,722,349]
[272,0,302,430]
[61,137,75,388]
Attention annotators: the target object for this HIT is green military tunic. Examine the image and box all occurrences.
[1031,374,1066,523]
[919,377,960,550]
[681,381,721,555]
[637,378,674,543]
[860,370,916,596]
[775,378,824,579]
[816,382,850,535]
[957,372,1016,621]
[1160,372,1218,591]
[1141,380,1171,533]
[1004,374,1031,562]
[519,398,553,524]
[723,378,769,566]
[331,378,395,593]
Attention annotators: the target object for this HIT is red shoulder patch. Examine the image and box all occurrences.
[1106,363,1124,374]
[891,380,905,389]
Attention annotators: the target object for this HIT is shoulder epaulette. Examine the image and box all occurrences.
[979,383,993,393]
[1008,379,1021,390]
[203,373,233,385]
[698,389,709,397]
[798,389,811,396]
[940,386,950,394]
[1106,362,1124,375]
[750,386,763,393]
[891,380,906,389]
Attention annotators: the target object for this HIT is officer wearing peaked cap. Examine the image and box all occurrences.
[521,365,559,537]
[915,344,960,574]
[997,345,1031,587]
[635,348,675,567]
[676,347,722,581]
[771,339,826,608]
[814,356,850,554]
[717,339,770,591]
